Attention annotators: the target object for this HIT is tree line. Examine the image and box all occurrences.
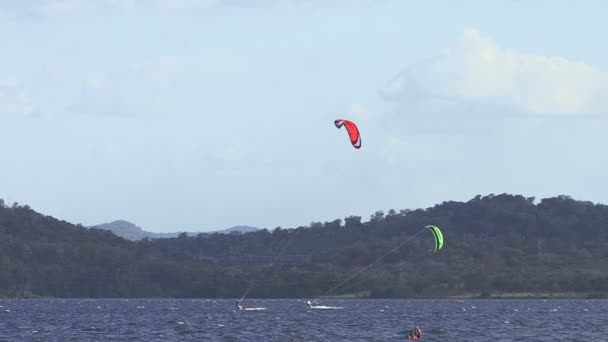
[1,194,607,298]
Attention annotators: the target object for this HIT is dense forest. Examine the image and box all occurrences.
[1,194,607,299]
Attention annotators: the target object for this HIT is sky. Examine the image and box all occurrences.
[1,0,607,232]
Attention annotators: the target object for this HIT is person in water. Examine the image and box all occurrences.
[408,326,421,340]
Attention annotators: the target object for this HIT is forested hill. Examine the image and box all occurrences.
[1,194,607,299]
[0,200,231,298]
[146,194,608,298]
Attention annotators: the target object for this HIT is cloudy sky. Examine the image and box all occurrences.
[1,0,607,232]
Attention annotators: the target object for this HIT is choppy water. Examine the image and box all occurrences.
[0,298,606,341]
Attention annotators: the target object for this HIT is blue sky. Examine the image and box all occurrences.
[1,0,607,232]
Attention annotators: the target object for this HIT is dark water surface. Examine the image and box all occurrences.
[0,298,606,341]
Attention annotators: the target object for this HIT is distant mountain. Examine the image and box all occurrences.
[89,220,143,240]
[89,220,259,240]
[219,225,259,234]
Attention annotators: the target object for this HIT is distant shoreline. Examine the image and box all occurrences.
[447,292,608,299]
[2,292,607,300]
[317,290,608,300]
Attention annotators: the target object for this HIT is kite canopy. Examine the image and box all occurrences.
[334,119,361,149]
[425,225,444,252]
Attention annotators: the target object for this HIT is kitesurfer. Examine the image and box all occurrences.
[306,301,313,308]
[408,326,421,340]
[236,301,243,310]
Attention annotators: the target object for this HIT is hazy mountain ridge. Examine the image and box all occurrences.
[89,220,259,240]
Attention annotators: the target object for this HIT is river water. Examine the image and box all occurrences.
[0,298,606,341]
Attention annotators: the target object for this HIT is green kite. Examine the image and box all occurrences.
[425,225,444,252]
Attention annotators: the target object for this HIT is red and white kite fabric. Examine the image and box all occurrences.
[334,119,361,149]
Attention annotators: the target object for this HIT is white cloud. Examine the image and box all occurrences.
[32,0,97,16]
[0,78,37,118]
[381,28,608,117]
[106,0,138,10]
[151,0,218,10]
[213,141,251,164]
[233,0,379,9]
[73,51,245,116]
[3,0,215,16]
[347,103,372,121]
[381,136,435,167]
[135,52,245,86]
[0,7,17,26]
[75,70,170,116]
[3,0,377,16]
[84,71,109,94]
